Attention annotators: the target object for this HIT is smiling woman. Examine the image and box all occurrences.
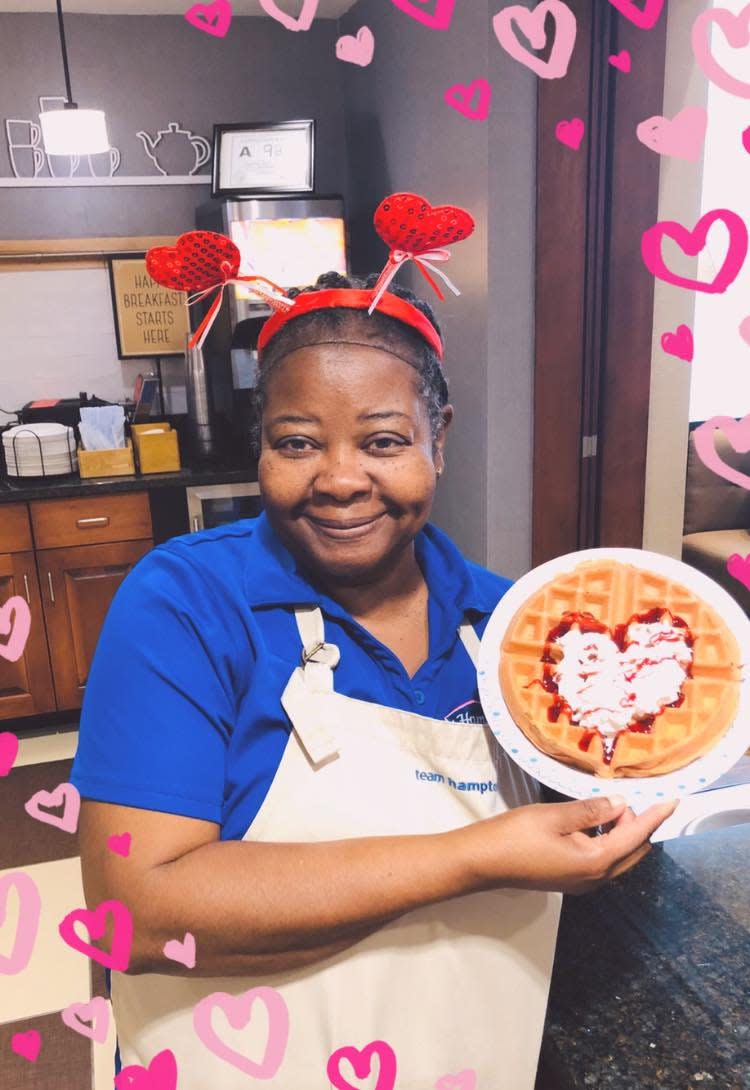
[71,253,676,1090]
[254,272,450,594]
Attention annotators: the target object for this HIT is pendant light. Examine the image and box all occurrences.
[39,0,110,157]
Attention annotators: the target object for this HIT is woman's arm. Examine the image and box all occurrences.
[79,795,676,977]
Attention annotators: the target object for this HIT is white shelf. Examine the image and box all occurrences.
[0,175,212,188]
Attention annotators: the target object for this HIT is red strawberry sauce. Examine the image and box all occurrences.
[525,608,695,764]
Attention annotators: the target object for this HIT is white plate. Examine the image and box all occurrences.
[476,548,750,809]
[6,456,77,469]
[4,423,73,438]
[8,450,76,461]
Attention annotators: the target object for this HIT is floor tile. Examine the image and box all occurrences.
[0,1007,91,1090]
[0,759,77,870]
[15,732,78,770]
[0,858,90,1025]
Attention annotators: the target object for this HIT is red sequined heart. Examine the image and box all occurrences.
[146,231,240,293]
[373,193,475,255]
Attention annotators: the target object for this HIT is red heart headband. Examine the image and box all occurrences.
[368,192,476,314]
[144,194,475,354]
[145,231,293,350]
[256,193,475,355]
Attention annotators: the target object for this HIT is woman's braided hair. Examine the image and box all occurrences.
[249,271,449,456]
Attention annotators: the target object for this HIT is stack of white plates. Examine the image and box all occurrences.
[3,422,78,477]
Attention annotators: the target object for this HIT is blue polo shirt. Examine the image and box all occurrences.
[70,512,512,841]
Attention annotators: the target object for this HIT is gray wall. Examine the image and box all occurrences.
[341,1,536,575]
[0,7,537,576]
[0,14,348,237]
[486,17,537,578]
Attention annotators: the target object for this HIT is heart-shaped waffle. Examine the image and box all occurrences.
[146,231,240,293]
[373,193,475,255]
[499,559,741,777]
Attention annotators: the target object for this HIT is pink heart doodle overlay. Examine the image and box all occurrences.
[435,1071,478,1090]
[389,0,455,31]
[693,414,750,490]
[114,1048,177,1090]
[727,553,750,591]
[661,324,694,362]
[636,106,708,161]
[183,0,232,37]
[258,0,319,32]
[0,595,32,663]
[556,118,585,149]
[163,932,197,969]
[641,209,748,294]
[327,1039,398,1090]
[693,5,750,100]
[743,125,750,154]
[11,1029,41,1063]
[24,782,81,834]
[444,79,492,121]
[608,0,664,29]
[61,996,110,1043]
[0,731,19,777]
[493,0,577,80]
[107,832,132,857]
[336,26,375,66]
[192,987,289,1078]
[58,899,133,971]
[740,316,750,346]
[608,49,631,71]
[0,871,41,975]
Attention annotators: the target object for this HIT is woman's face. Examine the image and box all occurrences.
[258,342,450,586]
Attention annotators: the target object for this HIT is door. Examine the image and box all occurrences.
[532,0,669,563]
[38,539,153,711]
[0,551,56,720]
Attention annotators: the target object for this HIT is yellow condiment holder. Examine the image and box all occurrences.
[77,438,136,478]
[131,423,181,474]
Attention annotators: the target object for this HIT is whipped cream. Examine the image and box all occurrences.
[552,619,693,736]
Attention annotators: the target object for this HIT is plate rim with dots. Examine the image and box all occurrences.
[476,547,750,807]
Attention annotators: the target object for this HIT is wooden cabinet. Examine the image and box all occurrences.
[0,549,56,719]
[0,492,153,721]
[38,539,153,711]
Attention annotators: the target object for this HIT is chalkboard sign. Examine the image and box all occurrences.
[108,255,189,359]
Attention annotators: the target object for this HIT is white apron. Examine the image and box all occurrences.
[111,606,561,1089]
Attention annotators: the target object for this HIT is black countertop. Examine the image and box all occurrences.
[0,462,258,503]
[538,824,749,1090]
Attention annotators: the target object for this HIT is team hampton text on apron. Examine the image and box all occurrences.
[111,607,562,1089]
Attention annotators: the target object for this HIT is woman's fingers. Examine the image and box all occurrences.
[613,805,636,827]
[556,795,629,835]
[605,842,652,879]
[596,800,677,866]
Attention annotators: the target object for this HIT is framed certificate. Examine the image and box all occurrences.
[211,120,315,197]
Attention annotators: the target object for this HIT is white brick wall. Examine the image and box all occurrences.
[0,267,186,415]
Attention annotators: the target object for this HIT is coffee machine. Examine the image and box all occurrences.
[192,196,348,464]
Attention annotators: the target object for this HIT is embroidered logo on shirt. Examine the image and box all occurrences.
[445,698,487,725]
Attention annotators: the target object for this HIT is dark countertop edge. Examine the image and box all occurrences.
[0,465,258,502]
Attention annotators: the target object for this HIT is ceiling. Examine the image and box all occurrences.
[0,0,358,15]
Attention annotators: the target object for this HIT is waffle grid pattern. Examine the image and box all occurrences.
[499,561,742,778]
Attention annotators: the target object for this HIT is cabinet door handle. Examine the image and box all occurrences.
[192,516,201,532]
[47,572,55,604]
[76,516,110,528]
[23,573,30,605]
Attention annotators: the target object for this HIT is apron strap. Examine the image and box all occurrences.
[294,607,482,677]
[457,621,481,667]
[294,606,341,694]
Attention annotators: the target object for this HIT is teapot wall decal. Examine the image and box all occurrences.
[136,121,211,176]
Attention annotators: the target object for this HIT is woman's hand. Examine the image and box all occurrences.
[451,795,677,896]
